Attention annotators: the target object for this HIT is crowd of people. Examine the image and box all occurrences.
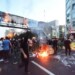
[0,30,73,74]
[48,37,72,56]
[0,30,37,74]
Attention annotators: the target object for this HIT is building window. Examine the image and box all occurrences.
[72,3,75,9]
[72,13,75,19]
[66,19,70,23]
[66,0,71,8]
[66,0,70,4]
[73,21,75,27]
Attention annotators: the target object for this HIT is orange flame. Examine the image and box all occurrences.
[38,51,48,57]
[35,44,54,58]
[34,44,54,63]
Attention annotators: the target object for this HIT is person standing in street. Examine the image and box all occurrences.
[0,38,4,61]
[52,38,58,55]
[64,38,71,56]
[3,37,12,63]
[20,30,34,74]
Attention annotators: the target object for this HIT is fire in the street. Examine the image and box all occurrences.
[36,44,54,58]
[38,51,48,57]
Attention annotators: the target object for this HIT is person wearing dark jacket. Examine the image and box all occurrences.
[52,38,58,55]
[20,30,34,74]
[64,38,71,56]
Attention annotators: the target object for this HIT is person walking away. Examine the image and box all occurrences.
[64,38,71,56]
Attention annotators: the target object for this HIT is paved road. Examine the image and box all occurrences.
[0,51,75,75]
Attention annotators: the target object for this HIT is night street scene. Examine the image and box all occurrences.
[0,0,75,75]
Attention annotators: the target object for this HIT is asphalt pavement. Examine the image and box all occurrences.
[0,50,75,75]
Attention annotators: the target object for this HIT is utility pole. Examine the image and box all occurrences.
[43,9,46,21]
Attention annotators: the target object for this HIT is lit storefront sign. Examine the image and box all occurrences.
[70,41,75,50]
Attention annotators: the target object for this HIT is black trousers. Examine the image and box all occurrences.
[0,50,3,59]
[53,46,57,54]
[21,54,29,72]
[65,47,71,55]
[2,50,10,60]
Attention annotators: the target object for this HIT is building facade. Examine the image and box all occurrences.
[66,0,75,38]
[28,19,38,28]
[38,20,58,38]
[58,25,66,38]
